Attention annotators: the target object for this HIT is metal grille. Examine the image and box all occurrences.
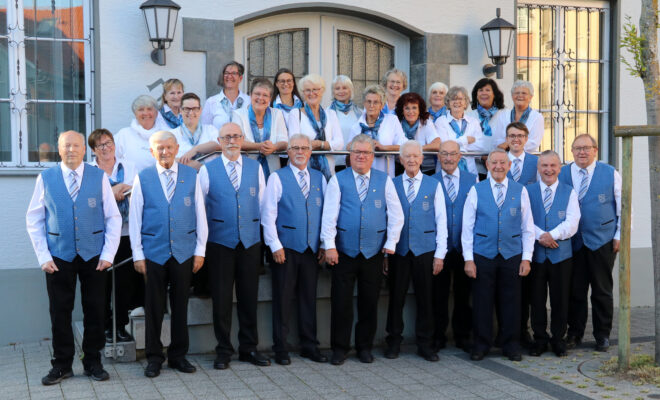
[516,4,609,162]
[337,30,393,98]
[247,29,308,90]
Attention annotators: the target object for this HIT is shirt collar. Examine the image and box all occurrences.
[61,162,85,177]
[508,151,526,163]
[573,160,597,174]
[289,163,307,175]
[352,168,371,180]
[156,161,178,175]
[539,179,559,192]
[489,177,508,189]
[222,153,242,167]
[404,170,423,181]
[442,168,460,180]
[163,103,173,113]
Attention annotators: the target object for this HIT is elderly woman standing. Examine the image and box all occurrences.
[395,92,440,174]
[327,75,362,169]
[89,129,142,344]
[287,73,344,180]
[435,86,487,175]
[201,61,250,130]
[272,68,303,116]
[494,80,545,151]
[382,68,407,115]
[115,95,168,172]
[427,82,449,123]
[157,78,184,129]
[349,85,405,177]
[172,93,219,170]
[234,78,289,177]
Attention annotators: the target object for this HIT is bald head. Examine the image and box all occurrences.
[438,140,461,174]
[219,122,244,160]
[57,131,86,169]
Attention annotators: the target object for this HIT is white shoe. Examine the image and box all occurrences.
[130,307,145,317]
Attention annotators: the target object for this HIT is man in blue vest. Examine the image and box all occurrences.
[199,122,270,369]
[527,150,580,357]
[432,140,478,352]
[27,130,122,384]
[560,134,621,352]
[384,140,447,361]
[322,134,404,365]
[462,148,535,361]
[261,134,328,365]
[129,130,207,378]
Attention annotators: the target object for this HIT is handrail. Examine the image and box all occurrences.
[108,255,133,360]
[196,149,495,161]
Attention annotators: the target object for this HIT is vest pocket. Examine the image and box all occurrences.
[92,230,103,235]
[475,233,487,238]
[252,218,259,222]
[212,218,224,223]
[511,234,521,238]
[423,230,435,234]
[187,229,196,234]
[282,225,296,230]
[601,219,614,226]
[47,232,60,236]
[141,232,155,236]
[337,227,347,232]
[377,229,386,233]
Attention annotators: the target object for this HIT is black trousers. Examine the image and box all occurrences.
[386,251,435,350]
[144,257,193,364]
[331,252,384,353]
[520,274,532,336]
[472,253,522,354]
[105,236,144,329]
[208,241,261,357]
[567,242,615,341]
[47,255,106,369]
[433,250,472,345]
[271,247,319,354]
[530,258,572,345]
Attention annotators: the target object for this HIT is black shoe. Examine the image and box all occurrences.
[168,358,196,373]
[116,327,133,342]
[274,352,291,365]
[529,342,548,357]
[357,349,374,363]
[552,341,568,357]
[520,331,534,349]
[144,362,161,378]
[504,351,523,362]
[565,335,582,350]
[331,350,346,366]
[470,351,486,361]
[417,348,439,362]
[300,348,328,363]
[595,338,610,352]
[239,351,271,367]
[104,328,113,344]
[42,367,73,385]
[213,356,231,370]
[384,345,400,359]
[84,364,109,381]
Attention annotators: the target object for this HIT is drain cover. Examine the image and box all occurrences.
[647,394,660,399]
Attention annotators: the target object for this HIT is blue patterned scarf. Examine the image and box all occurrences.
[160,107,182,129]
[180,123,202,146]
[359,111,385,139]
[401,119,420,140]
[330,99,361,118]
[109,163,129,224]
[303,104,332,180]
[510,107,532,125]
[477,105,498,137]
[274,96,302,112]
[248,105,272,178]
[428,106,447,122]
[449,119,469,172]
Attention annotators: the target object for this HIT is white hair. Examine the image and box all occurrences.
[149,130,177,147]
[427,81,448,100]
[399,139,423,156]
[131,95,159,114]
[382,68,408,90]
[362,84,386,105]
[487,147,508,163]
[332,75,354,100]
[511,80,535,97]
[299,73,326,92]
[288,133,312,148]
[348,134,376,152]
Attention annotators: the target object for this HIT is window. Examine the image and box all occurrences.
[247,29,308,90]
[516,3,609,162]
[337,30,393,99]
[0,0,93,168]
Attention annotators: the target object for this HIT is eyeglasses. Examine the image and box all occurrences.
[450,97,465,103]
[220,135,243,142]
[439,151,460,157]
[182,106,201,114]
[95,141,114,150]
[277,79,294,85]
[572,145,595,152]
[288,146,311,152]
[303,88,322,94]
[351,150,374,156]
[224,71,241,76]
[364,100,382,107]
[507,134,528,140]
[512,91,531,97]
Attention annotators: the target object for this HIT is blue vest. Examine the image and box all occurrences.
[558,162,617,251]
[507,153,538,186]
[205,156,261,248]
[335,168,388,258]
[394,174,439,256]
[139,165,197,265]
[527,182,573,263]
[434,170,476,253]
[473,180,524,260]
[42,164,105,262]
[275,166,324,253]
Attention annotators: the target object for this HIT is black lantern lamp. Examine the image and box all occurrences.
[140,0,181,66]
[480,8,516,79]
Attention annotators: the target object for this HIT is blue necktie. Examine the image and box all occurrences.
[229,161,239,191]
[543,186,553,213]
[358,175,368,202]
[165,170,175,202]
[511,159,522,182]
[68,170,79,201]
[495,183,504,208]
[578,168,588,201]
[299,170,309,199]
[406,177,416,203]
[445,174,456,203]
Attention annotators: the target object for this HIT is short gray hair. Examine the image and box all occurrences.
[511,80,534,97]
[149,130,177,147]
[362,84,386,105]
[132,95,159,114]
[299,73,326,92]
[288,133,312,148]
[572,133,598,148]
[332,75,354,100]
[348,134,376,152]
[446,86,470,108]
[382,68,408,90]
[539,149,561,163]
[427,81,448,100]
[399,139,422,156]
[487,147,508,163]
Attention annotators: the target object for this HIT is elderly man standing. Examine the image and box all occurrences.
[527,150,580,357]
[560,134,621,352]
[432,140,478,352]
[261,134,328,365]
[27,131,121,384]
[384,140,447,362]
[199,122,269,369]
[462,148,535,361]
[322,134,404,365]
[129,130,207,378]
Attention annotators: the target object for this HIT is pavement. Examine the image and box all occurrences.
[0,306,655,400]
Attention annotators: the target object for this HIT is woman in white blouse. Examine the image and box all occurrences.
[233,78,289,177]
[395,92,440,174]
[435,86,487,175]
[382,68,408,115]
[157,78,184,129]
[200,61,250,130]
[271,68,303,117]
[494,80,545,151]
[427,81,449,123]
[172,92,219,170]
[327,75,361,169]
[349,84,405,177]
[467,78,507,175]
[287,74,344,179]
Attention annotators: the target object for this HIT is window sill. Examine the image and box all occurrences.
[0,167,46,176]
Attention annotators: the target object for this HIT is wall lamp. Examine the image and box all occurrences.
[481,8,516,79]
[140,0,181,66]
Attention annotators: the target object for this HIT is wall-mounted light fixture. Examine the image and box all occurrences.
[480,8,516,79]
[140,0,181,66]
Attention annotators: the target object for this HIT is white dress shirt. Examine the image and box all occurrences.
[198,154,266,208]
[402,171,448,259]
[26,163,122,265]
[328,105,361,166]
[493,108,545,152]
[232,107,289,173]
[287,107,345,172]
[435,113,489,175]
[486,151,542,182]
[90,158,137,237]
[128,162,208,262]
[321,169,404,252]
[115,119,168,172]
[349,113,406,177]
[461,177,535,262]
[200,90,251,130]
[569,161,622,240]
[533,180,581,240]
[171,124,219,158]
[440,168,480,187]
[261,164,328,253]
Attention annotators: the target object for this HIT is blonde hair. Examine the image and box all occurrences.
[382,68,408,91]
[160,78,184,108]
